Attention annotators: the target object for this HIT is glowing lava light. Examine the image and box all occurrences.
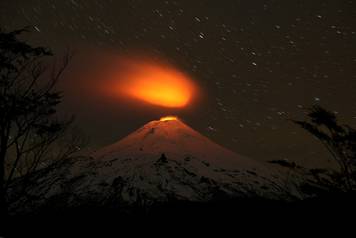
[159,116,178,121]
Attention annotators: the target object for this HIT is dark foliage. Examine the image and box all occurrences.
[0,27,71,216]
[2,192,356,236]
[293,105,356,191]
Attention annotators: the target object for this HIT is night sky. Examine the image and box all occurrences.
[1,0,356,168]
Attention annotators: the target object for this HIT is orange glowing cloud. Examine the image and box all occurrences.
[113,57,196,108]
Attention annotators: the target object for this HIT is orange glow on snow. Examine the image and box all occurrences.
[159,116,178,121]
[115,57,196,108]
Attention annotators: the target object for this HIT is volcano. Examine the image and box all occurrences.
[9,117,292,214]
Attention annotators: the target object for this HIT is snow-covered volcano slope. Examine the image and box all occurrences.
[9,118,292,213]
[95,118,256,167]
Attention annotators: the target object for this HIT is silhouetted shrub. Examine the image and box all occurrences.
[293,106,356,191]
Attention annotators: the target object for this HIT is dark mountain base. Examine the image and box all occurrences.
[2,192,356,237]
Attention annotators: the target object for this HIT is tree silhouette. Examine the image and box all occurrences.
[293,106,356,191]
[0,27,71,216]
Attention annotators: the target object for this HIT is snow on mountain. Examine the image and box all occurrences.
[9,117,292,213]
